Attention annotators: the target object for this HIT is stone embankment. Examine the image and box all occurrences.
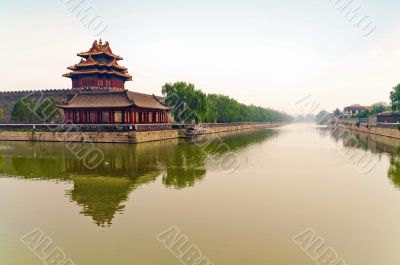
[0,122,284,144]
[335,123,400,139]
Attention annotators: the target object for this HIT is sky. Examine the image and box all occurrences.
[1,0,400,114]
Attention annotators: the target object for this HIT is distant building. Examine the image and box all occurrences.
[343,105,369,117]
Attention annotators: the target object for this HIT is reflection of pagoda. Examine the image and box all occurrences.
[0,129,278,226]
[58,40,171,124]
[63,40,132,90]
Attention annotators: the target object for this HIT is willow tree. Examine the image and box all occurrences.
[162,82,207,124]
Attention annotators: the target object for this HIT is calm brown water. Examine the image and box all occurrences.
[1,124,400,265]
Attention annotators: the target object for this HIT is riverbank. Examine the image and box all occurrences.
[334,122,400,139]
[0,122,284,144]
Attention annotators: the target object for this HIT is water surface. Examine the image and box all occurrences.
[1,124,400,265]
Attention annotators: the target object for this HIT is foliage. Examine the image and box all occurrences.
[333,108,341,117]
[162,82,207,124]
[353,104,386,119]
[0,107,4,122]
[11,99,36,122]
[34,97,59,123]
[390,84,400,111]
[205,93,292,123]
[162,82,292,124]
[370,104,385,115]
[358,110,370,118]
[11,98,59,123]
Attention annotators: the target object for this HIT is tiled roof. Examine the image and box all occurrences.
[58,90,171,110]
[344,105,368,111]
[127,91,170,110]
[78,40,123,60]
[59,91,133,109]
[63,69,132,80]
[64,40,131,83]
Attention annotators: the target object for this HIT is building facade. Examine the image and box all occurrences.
[343,105,370,117]
[58,40,171,124]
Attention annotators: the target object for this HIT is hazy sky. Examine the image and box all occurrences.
[1,0,400,114]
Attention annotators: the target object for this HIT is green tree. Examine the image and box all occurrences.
[358,109,370,118]
[333,108,341,117]
[390,84,400,111]
[0,107,4,122]
[162,81,292,124]
[35,97,59,123]
[370,104,385,115]
[162,82,207,124]
[11,99,36,123]
[11,98,59,123]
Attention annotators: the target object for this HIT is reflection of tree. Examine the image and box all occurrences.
[162,145,207,189]
[0,129,277,226]
[389,149,400,189]
[162,129,277,189]
[11,157,66,179]
[330,128,400,189]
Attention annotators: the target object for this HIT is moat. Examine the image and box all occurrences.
[1,124,400,265]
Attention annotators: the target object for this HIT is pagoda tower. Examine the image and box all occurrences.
[63,40,132,90]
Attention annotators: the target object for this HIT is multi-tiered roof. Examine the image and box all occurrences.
[63,40,132,90]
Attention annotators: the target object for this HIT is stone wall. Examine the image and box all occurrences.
[340,123,400,139]
[204,123,282,134]
[0,130,178,144]
[133,130,179,143]
[0,89,74,123]
[0,122,282,143]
